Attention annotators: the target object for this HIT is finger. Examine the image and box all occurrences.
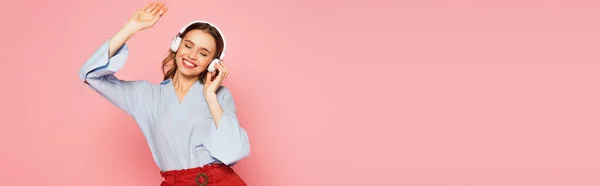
[150,2,165,16]
[214,63,222,71]
[213,72,223,85]
[212,71,219,80]
[155,7,167,19]
[142,3,151,11]
[220,62,228,77]
[146,2,157,13]
[216,64,224,74]
[159,6,168,16]
[216,65,226,82]
[205,72,213,83]
[217,63,228,78]
[214,64,223,75]
[219,61,227,71]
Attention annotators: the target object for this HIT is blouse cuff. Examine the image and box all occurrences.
[78,39,129,83]
[208,112,250,165]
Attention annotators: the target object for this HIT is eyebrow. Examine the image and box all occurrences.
[184,40,211,54]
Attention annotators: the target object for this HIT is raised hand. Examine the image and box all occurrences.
[127,1,168,32]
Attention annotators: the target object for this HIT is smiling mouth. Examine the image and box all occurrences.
[182,58,198,68]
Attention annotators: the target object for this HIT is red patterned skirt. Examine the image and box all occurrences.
[160,163,246,186]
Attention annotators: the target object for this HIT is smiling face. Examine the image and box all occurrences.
[174,29,218,79]
[161,23,225,82]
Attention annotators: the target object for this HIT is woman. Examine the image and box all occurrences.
[78,1,250,186]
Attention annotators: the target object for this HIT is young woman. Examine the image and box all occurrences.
[78,2,250,185]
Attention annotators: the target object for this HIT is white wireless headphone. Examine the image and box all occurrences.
[170,20,227,72]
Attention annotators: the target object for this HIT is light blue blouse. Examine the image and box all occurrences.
[78,39,250,171]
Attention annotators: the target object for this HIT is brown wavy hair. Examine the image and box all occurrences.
[162,22,225,83]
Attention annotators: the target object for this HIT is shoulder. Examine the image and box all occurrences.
[136,79,161,89]
[215,86,237,109]
[215,85,236,102]
[119,79,162,94]
[153,79,172,89]
[216,85,232,94]
[216,85,233,96]
[159,79,172,86]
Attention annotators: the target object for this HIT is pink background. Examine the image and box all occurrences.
[1,0,600,185]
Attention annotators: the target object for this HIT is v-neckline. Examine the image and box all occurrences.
[170,79,201,106]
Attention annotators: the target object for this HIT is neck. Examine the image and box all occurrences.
[172,72,199,91]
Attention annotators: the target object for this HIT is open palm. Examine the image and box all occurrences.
[128,1,168,31]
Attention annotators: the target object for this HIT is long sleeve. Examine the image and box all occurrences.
[204,87,251,165]
[78,39,152,118]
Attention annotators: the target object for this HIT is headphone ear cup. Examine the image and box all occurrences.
[207,59,220,72]
[170,36,181,52]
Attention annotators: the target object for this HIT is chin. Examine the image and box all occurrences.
[175,66,202,78]
[178,68,202,77]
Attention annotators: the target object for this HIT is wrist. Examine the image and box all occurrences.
[122,23,141,36]
[204,91,217,99]
[204,92,218,106]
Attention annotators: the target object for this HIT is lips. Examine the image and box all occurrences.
[182,58,197,69]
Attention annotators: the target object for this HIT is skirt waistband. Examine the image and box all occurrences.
[160,163,228,177]
[160,163,234,186]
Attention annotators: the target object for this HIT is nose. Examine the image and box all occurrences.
[188,54,198,61]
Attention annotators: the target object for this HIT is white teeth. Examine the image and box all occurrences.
[184,60,196,67]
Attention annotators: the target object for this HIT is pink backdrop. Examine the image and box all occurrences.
[1,0,600,185]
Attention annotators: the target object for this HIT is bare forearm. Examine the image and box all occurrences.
[108,23,139,57]
[205,92,224,128]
